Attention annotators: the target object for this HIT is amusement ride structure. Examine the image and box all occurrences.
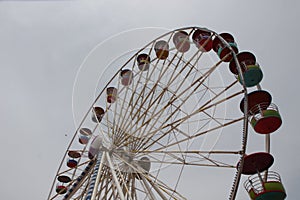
[48,27,286,200]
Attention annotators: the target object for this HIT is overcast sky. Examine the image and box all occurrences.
[0,1,299,199]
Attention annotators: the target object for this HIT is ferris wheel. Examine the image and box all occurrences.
[48,27,287,200]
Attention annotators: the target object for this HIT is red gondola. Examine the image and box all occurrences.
[56,175,71,195]
[250,103,282,134]
[238,152,274,175]
[240,90,272,115]
[212,33,238,62]
[56,185,67,194]
[67,159,78,168]
[192,29,213,52]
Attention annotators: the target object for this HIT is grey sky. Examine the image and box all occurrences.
[0,1,299,199]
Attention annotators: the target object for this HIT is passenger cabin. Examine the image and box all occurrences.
[192,29,213,52]
[106,87,118,103]
[240,90,282,134]
[78,128,92,144]
[239,152,274,175]
[212,33,238,62]
[240,90,272,115]
[56,185,67,195]
[67,151,81,169]
[173,31,190,53]
[154,40,169,60]
[56,175,71,194]
[250,103,282,134]
[120,69,133,86]
[229,52,263,87]
[137,54,151,71]
[244,171,286,200]
[92,107,105,123]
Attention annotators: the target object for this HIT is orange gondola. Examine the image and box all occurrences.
[154,40,169,60]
